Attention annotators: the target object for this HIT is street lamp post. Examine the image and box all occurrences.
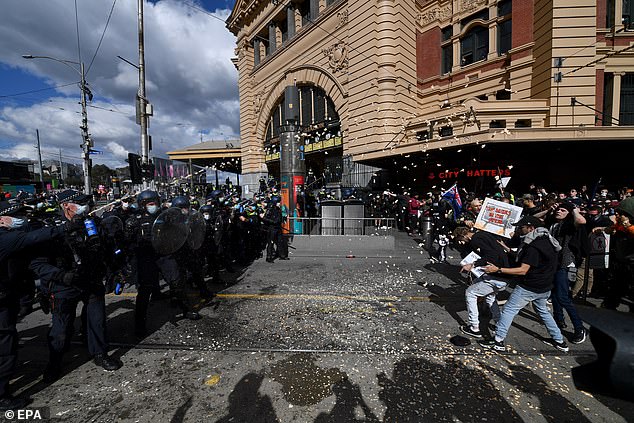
[22,54,92,195]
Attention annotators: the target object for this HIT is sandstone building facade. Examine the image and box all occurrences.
[227,0,634,193]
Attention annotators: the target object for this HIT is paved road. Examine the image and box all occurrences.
[12,233,634,422]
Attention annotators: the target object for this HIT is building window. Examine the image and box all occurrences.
[497,0,512,17]
[497,0,512,55]
[607,0,615,28]
[620,73,634,125]
[624,0,634,29]
[498,19,512,55]
[496,89,511,100]
[280,17,288,44]
[441,45,453,74]
[439,126,453,137]
[515,119,531,128]
[461,26,488,66]
[299,1,311,26]
[326,0,337,6]
[489,120,506,128]
[253,39,260,66]
[461,9,489,29]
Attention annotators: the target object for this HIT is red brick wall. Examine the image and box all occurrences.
[597,0,606,29]
[417,27,441,82]
[596,69,605,125]
[512,1,534,48]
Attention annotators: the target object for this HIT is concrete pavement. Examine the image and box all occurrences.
[10,231,634,422]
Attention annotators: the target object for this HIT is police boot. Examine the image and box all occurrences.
[134,316,147,338]
[93,353,122,371]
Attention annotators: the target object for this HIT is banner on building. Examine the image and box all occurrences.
[474,197,523,238]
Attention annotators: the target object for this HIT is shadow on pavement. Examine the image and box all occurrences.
[480,362,593,423]
[378,356,523,422]
[215,372,279,423]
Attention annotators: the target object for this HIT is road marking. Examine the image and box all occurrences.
[108,292,458,303]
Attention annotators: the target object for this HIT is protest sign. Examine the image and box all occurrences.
[474,198,523,238]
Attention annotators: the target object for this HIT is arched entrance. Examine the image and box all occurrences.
[263,84,343,188]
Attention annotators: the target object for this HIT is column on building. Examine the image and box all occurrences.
[269,22,277,54]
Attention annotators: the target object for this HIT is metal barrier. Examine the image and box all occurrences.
[287,217,396,236]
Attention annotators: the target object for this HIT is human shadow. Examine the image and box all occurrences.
[170,395,193,423]
[423,263,469,327]
[314,374,380,423]
[571,356,634,422]
[215,372,280,423]
[378,356,523,422]
[480,363,593,423]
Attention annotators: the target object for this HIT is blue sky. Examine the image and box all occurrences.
[0,0,238,168]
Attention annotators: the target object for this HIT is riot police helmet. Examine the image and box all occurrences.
[199,204,214,214]
[171,195,190,209]
[137,190,160,208]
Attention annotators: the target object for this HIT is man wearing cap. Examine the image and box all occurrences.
[479,215,569,352]
[29,190,121,381]
[0,201,69,409]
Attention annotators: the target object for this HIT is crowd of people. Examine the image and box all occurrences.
[379,184,633,352]
[0,183,290,410]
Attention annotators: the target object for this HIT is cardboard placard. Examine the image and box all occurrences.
[474,198,523,238]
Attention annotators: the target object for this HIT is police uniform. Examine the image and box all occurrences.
[29,190,121,381]
[0,201,66,410]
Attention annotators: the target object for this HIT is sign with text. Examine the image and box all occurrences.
[474,198,523,238]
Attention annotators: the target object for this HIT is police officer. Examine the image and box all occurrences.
[167,196,203,318]
[29,190,121,382]
[124,190,169,337]
[0,201,67,410]
[261,196,287,262]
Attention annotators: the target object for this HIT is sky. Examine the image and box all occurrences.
[0,0,238,169]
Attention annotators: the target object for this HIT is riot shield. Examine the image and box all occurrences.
[186,210,206,250]
[152,208,188,255]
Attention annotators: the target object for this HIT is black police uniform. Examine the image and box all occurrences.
[262,203,285,262]
[0,204,65,409]
[28,191,121,381]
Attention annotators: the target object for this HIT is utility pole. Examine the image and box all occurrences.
[137,0,151,189]
[35,129,45,192]
[80,61,92,195]
[59,148,64,187]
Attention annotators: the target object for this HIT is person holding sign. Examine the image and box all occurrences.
[479,215,569,352]
[453,227,511,338]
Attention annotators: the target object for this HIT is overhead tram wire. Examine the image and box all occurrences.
[86,0,118,76]
[0,83,79,99]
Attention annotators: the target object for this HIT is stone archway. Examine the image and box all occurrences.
[255,65,347,142]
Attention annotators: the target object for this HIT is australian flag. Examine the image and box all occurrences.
[441,183,463,221]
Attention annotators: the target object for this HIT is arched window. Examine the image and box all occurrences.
[460,26,488,66]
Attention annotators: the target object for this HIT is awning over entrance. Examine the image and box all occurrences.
[167,140,241,173]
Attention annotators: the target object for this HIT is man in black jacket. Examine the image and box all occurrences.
[0,201,67,410]
[453,227,511,338]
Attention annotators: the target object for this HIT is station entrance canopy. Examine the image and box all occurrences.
[167,140,241,174]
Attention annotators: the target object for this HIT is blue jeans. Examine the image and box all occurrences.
[552,268,583,331]
[495,285,564,343]
[465,276,507,328]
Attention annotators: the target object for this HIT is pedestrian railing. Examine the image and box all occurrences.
[286,217,396,236]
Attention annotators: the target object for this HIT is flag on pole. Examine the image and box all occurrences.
[441,183,463,220]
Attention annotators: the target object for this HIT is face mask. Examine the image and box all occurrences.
[75,204,89,216]
[146,205,159,214]
[203,213,211,221]
[122,202,130,210]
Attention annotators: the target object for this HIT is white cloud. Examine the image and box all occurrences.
[0,0,238,168]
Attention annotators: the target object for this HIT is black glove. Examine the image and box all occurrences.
[61,271,78,286]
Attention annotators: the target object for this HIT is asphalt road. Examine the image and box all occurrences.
[11,233,634,422]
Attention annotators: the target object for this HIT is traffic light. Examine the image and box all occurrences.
[128,153,142,184]
[141,160,154,180]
